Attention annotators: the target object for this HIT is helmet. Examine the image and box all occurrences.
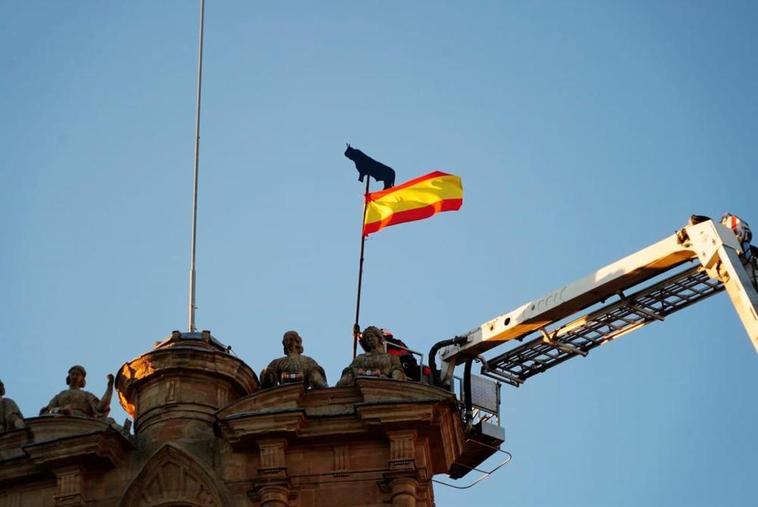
[721,213,752,245]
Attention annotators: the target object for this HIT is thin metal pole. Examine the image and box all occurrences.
[188,0,205,333]
[353,177,371,358]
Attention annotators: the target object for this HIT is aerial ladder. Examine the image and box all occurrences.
[430,214,758,481]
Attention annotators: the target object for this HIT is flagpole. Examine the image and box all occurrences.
[188,0,205,333]
[353,177,371,358]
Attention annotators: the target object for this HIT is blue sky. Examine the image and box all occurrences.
[2,2,758,505]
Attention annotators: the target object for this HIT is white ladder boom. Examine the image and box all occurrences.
[439,219,758,386]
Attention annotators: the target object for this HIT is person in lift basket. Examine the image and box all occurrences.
[381,329,431,382]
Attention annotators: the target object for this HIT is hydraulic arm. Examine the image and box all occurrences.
[436,216,758,387]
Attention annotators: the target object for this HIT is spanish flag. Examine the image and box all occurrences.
[363,171,463,236]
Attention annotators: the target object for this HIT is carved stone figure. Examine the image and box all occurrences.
[336,326,407,387]
[40,365,114,418]
[0,379,25,432]
[260,331,328,389]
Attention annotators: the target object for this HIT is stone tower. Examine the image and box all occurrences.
[0,331,502,506]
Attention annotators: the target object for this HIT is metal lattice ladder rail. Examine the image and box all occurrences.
[482,266,724,387]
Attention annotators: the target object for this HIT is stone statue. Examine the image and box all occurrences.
[40,365,114,418]
[336,326,407,387]
[0,379,26,432]
[260,331,328,389]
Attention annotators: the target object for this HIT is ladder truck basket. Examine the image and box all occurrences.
[448,373,505,479]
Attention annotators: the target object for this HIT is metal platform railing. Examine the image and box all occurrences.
[482,266,724,387]
[453,372,502,427]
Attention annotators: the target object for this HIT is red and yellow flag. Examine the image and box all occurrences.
[363,171,463,236]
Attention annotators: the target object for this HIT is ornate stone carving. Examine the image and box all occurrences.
[118,444,225,507]
[249,438,292,506]
[260,331,328,389]
[54,466,85,506]
[258,438,288,476]
[0,379,26,432]
[333,445,349,475]
[388,430,417,471]
[40,365,114,419]
[336,327,407,387]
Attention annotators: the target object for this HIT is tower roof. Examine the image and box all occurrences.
[152,330,230,353]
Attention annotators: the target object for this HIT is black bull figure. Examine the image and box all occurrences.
[344,144,396,190]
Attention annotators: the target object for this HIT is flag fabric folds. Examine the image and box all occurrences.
[363,171,463,236]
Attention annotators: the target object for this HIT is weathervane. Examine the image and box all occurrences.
[344,145,463,358]
[344,145,397,358]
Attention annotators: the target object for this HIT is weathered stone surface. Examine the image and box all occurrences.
[118,444,229,506]
[217,378,465,504]
[115,331,260,451]
[0,415,133,506]
[0,331,478,506]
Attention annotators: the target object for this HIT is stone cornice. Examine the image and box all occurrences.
[217,378,463,475]
[117,346,259,398]
[0,416,133,487]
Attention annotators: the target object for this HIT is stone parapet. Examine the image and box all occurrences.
[218,378,466,506]
[0,416,132,505]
